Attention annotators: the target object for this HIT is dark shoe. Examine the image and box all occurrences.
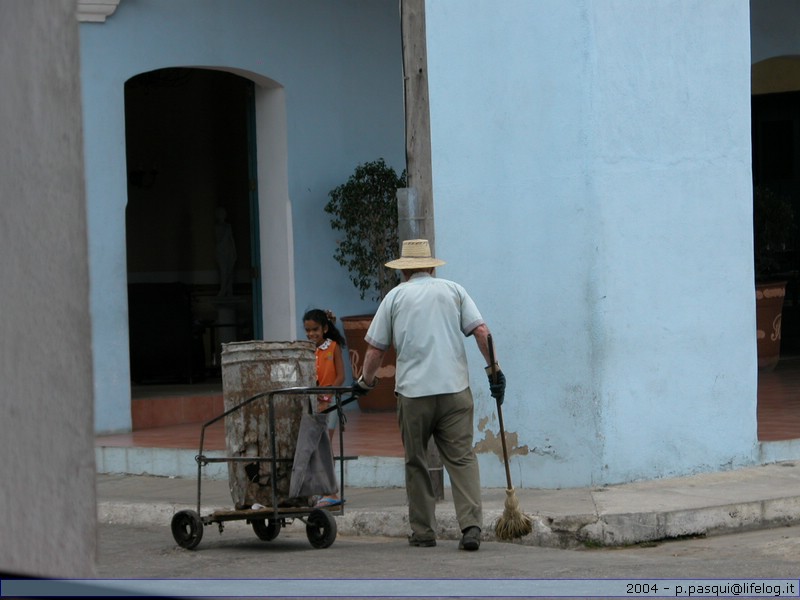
[459,526,481,551]
[408,534,437,547]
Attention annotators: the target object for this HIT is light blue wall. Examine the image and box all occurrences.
[82,0,796,489]
[425,0,758,487]
[81,0,405,433]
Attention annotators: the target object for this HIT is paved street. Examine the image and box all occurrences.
[92,521,800,597]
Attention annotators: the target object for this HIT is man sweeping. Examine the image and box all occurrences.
[352,239,506,551]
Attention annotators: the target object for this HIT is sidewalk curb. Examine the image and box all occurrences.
[98,497,800,548]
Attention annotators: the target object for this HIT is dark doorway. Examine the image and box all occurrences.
[124,68,258,384]
[753,91,800,357]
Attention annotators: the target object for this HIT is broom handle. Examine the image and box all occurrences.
[488,334,513,489]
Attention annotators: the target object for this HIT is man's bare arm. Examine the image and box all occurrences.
[361,344,386,387]
[471,323,495,367]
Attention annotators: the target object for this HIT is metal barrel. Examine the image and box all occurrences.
[220,340,316,509]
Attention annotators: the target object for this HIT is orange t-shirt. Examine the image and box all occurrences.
[315,339,340,387]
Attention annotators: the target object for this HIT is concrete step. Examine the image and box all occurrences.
[95,445,405,487]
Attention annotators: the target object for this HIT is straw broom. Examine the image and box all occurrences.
[488,334,533,540]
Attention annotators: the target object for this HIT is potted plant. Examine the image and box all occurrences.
[754,184,795,370]
[325,158,406,411]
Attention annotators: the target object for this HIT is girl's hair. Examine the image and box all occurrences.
[303,308,346,346]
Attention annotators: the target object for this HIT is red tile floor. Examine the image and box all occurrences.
[756,356,800,442]
[98,384,404,457]
[96,360,800,455]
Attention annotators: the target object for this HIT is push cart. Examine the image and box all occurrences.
[170,385,357,550]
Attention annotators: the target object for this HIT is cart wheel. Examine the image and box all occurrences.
[306,508,337,549]
[171,510,204,550]
[251,518,280,541]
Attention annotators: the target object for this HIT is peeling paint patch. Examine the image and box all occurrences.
[530,443,557,457]
[477,415,493,431]
[474,428,530,461]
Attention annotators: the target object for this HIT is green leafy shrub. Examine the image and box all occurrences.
[325,159,407,301]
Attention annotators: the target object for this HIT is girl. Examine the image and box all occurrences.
[303,308,346,508]
[304,308,346,399]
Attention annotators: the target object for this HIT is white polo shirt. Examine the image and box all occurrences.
[365,272,484,398]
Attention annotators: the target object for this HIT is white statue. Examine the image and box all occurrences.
[215,207,237,297]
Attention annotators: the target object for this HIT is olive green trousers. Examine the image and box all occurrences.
[397,387,483,539]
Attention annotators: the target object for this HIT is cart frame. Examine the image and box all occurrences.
[171,385,358,550]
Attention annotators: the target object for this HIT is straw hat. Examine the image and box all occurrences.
[385,239,446,269]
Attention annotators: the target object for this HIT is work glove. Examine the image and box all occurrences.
[351,374,376,396]
[485,365,506,405]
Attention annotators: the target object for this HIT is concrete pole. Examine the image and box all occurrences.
[0,0,96,577]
